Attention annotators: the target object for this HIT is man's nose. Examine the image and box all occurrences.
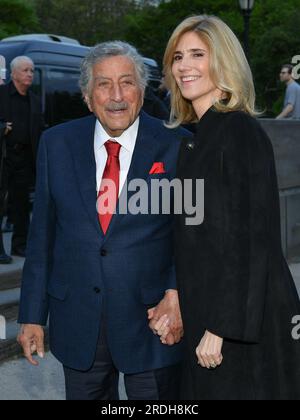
[110,85,123,102]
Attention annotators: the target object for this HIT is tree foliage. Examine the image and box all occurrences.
[124,0,300,114]
[0,0,38,39]
[32,0,137,45]
[1,0,299,114]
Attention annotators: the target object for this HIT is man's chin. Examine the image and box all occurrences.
[106,124,131,137]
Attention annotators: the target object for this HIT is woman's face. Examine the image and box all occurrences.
[172,31,221,116]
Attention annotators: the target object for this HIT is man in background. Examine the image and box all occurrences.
[0,56,43,258]
[276,64,300,119]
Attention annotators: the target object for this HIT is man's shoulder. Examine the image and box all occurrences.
[29,88,41,101]
[288,81,300,92]
[43,115,95,140]
[140,111,192,144]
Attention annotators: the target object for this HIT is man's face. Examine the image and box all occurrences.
[280,67,292,83]
[12,60,34,89]
[86,56,144,137]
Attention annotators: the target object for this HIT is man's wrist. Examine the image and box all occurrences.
[165,289,178,297]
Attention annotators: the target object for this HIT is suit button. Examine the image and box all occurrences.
[186,141,195,150]
[94,287,101,294]
[101,249,107,257]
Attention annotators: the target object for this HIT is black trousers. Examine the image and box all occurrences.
[1,146,34,251]
[63,323,181,401]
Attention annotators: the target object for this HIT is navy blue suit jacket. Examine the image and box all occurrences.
[18,111,192,373]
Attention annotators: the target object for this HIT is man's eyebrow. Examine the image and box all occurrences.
[94,76,111,81]
[94,74,135,80]
[120,74,136,79]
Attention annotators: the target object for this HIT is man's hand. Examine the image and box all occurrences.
[148,290,184,346]
[4,122,12,135]
[17,324,45,366]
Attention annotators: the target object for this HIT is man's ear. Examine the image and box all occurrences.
[84,95,93,112]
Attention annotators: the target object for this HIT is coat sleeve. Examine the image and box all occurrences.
[18,133,56,325]
[205,113,274,343]
[0,122,5,138]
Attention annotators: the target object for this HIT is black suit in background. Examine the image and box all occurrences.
[142,86,170,121]
[0,81,43,253]
[175,108,300,400]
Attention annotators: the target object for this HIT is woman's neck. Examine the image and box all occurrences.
[193,89,224,120]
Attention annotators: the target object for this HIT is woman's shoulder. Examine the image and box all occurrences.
[223,110,259,129]
[221,110,273,155]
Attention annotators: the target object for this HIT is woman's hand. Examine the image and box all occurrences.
[196,330,223,369]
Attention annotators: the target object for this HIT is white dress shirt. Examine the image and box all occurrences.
[94,117,140,196]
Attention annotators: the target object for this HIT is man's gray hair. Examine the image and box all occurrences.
[79,41,149,97]
[10,56,34,72]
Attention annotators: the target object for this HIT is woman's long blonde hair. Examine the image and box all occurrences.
[163,15,257,127]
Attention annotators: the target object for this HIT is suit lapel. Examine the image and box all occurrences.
[103,112,159,241]
[125,112,159,187]
[70,115,104,239]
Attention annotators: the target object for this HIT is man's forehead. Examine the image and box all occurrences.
[94,56,135,70]
[94,73,136,80]
[17,61,34,69]
[93,65,137,81]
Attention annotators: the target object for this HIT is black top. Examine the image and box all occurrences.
[142,86,170,121]
[0,81,44,160]
[8,82,30,145]
[175,108,300,400]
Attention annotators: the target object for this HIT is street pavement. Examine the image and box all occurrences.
[0,353,127,400]
[0,353,65,400]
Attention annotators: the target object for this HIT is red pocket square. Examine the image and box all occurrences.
[149,162,166,175]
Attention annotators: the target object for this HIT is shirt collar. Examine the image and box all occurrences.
[95,116,140,153]
[9,81,29,97]
[9,81,17,96]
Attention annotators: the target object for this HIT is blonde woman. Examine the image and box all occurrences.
[159,15,300,400]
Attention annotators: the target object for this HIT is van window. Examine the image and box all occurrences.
[31,68,42,97]
[45,68,90,126]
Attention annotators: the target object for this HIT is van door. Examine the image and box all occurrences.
[44,67,90,127]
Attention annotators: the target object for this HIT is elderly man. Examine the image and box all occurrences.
[18,42,191,400]
[0,56,43,259]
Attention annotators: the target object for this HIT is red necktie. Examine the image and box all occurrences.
[97,140,121,234]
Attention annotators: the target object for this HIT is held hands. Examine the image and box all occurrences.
[17,324,45,366]
[148,290,184,346]
[196,330,223,369]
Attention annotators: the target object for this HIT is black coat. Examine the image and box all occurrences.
[175,108,300,400]
[142,86,170,121]
[0,81,44,160]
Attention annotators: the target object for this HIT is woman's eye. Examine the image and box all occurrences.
[193,53,204,58]
[174,55,182,62]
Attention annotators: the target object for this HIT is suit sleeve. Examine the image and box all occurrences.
[18,133,56,325]
[0,122,5,138]
[205,114,273,343]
